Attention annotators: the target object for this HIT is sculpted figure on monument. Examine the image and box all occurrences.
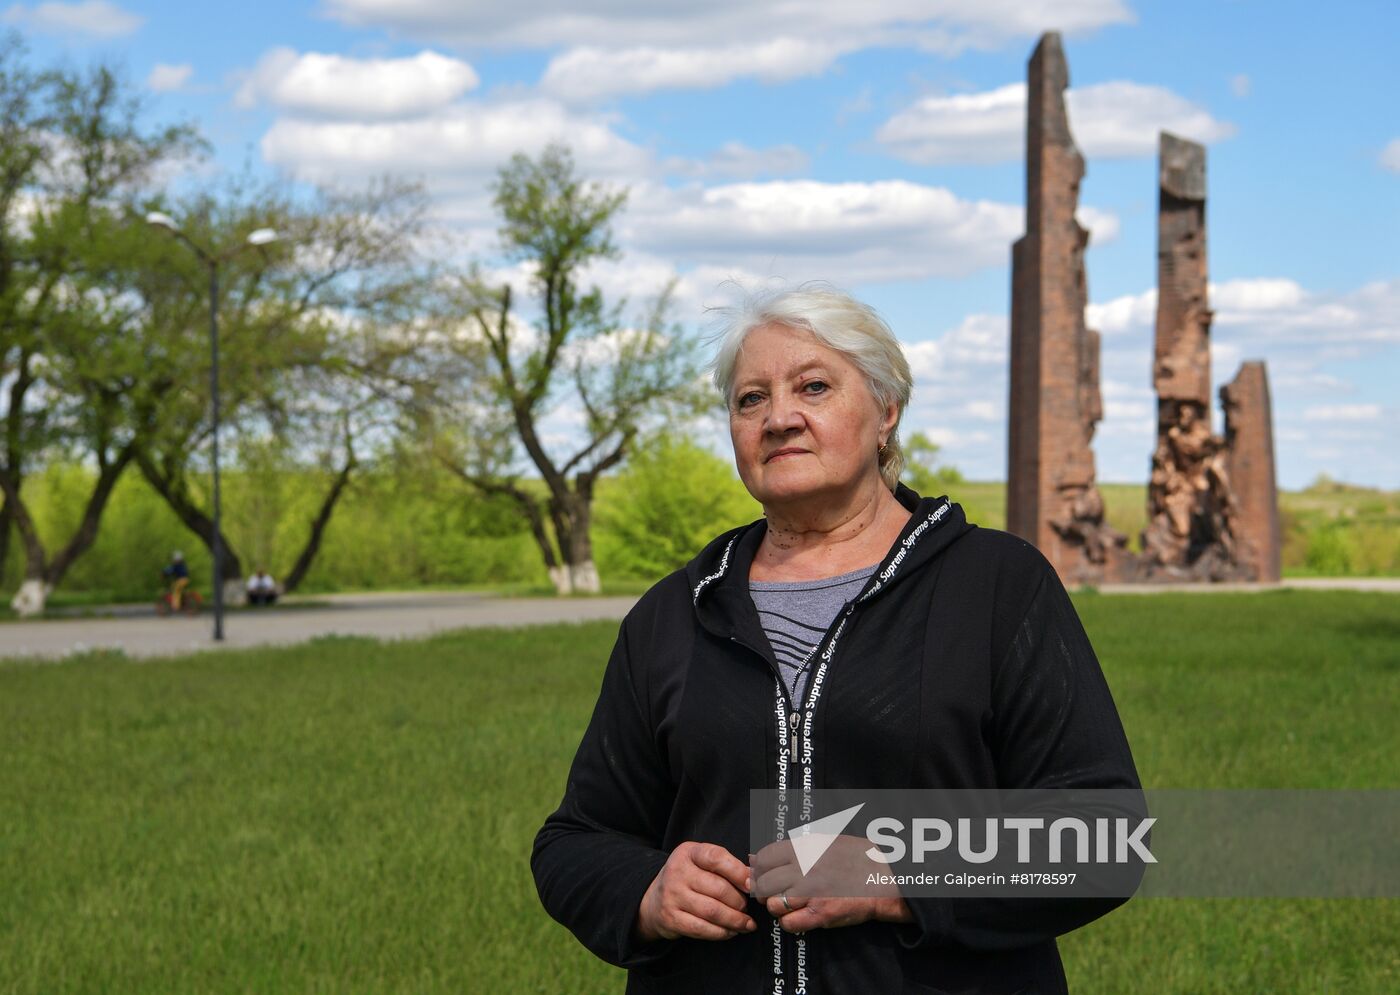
[1143,402,1238,571]
[1050,485,1125,567]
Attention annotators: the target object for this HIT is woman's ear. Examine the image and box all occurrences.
[881,401,899,438]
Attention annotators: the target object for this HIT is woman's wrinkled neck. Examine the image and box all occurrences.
[755,476,909,576]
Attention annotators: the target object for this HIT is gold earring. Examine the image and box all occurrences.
[878,441,888,454]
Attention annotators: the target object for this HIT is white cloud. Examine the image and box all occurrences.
[325,1,1131,98]
[665,141,809,180]
[896,312,1014,474]
[903,313,1007,384]
[258,95,1026,287]
[1087,288,1156,336]
[1210,339,1241,377]
[622,179,1022,283]
[1071,82,1236,156]
[260,97,650,205]
[146,63,192,93]
[1210,277,1400,347]
[1087,278,1400,350]
[237,49,479,119]
[876,80,1235,165]
[324,0,1133,50]
[1103,397,1152,421]
[1211,277,1306,312]
[1270,371,1349,393]
[1,0,140,36]
[541,39,843,102]
[876,83,1025,165]
[1302,404,1382,422]
[1380,138,1400,174]
[1076,205,1120,246]
[1229,73,1251,98]
[487,252,743,322]
[1102,378,1151,399]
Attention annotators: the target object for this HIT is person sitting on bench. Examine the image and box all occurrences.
[246,568,279,606]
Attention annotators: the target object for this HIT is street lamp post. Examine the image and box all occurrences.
[146,212,279,642]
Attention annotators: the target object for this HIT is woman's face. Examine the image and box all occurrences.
[728,322,895,509]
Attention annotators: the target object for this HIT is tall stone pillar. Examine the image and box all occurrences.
[1006,32,1123,584]
[1221,362,1281,581]
[1141,133,1252,580]
[1153,133,1213,414]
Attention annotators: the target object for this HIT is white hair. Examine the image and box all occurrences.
[706,283,913,491]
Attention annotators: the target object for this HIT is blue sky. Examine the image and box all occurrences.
[9,0,1398,487]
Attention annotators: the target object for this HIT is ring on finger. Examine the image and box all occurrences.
[780,892,793,913]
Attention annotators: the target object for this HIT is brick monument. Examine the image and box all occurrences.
[1005,37,1280,586]
[1221,362,1282,581]
[1006,32,1126,583]
[1138,133,1279,581]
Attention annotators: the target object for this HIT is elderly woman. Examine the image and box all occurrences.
[532,286,1141,994]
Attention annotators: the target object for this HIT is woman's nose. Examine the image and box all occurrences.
[764,389,804,433]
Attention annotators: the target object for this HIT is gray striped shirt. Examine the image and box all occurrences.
[749,563,879,704]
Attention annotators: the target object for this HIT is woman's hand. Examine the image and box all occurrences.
[766,893,913,932]
[752,834,915,932]
[635,842,757,942]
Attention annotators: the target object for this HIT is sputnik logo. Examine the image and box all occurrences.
[788,803,865,874]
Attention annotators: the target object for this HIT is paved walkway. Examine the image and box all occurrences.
[1092,577,1400,595]
[1,578,1395,662]
[0,591,639,661]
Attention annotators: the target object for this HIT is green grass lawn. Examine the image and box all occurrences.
[1,591,1397,993]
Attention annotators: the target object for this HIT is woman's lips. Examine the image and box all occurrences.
[767,450,809,462]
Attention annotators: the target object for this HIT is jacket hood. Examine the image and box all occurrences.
[684,481,976,641]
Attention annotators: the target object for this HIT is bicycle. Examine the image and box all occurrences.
[155,586,204,616]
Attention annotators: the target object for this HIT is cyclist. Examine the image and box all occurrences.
[162,551,190,611]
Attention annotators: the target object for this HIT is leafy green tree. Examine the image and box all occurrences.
[131,177,438,601]
[438,145,709,594]
[0,41,202,614]
[594,432,759,580]
[900,430,964,497]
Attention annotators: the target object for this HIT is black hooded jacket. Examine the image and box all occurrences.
[532,484,1142,994]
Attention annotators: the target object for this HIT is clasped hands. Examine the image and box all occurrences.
[635,837,911,943]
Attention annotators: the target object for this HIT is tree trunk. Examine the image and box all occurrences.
[547,564,573,596]
[135,448,245,586]
[440,457,570,595]
[0,500,12,580]
[569,559,600,595]
[1,475,51,617]
[43,446,134,588]
[11,578,49,616]
[0,447,134,615]
[562,492,601,594]
[281,455,356,594]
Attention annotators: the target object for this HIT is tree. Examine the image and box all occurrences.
[437,145,708,594]
[594,431,759,579]
[131,177,438,603]
[0,41,202,614]
[900,430,964,497]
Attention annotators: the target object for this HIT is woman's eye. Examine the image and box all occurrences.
[738,392,762,408]
[804,381,828,395]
